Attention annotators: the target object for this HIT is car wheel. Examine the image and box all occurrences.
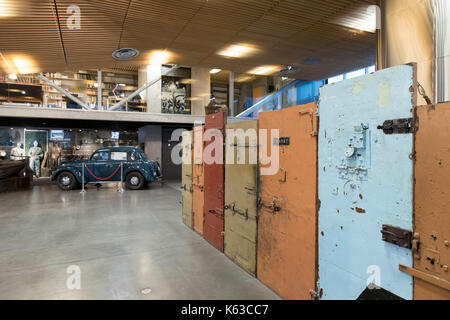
[57,172,78,191]
[154,161,162,177]
[125,171,145,190]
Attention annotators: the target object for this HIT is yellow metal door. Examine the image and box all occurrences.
[181,130,193,229]
[193,125,205,235]
[224,120,258,276]
[399,103,450,299]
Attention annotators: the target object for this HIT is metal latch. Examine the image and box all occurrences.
[381,225,413,249]
[377,118,414,134]
[225,203,249,220]
[258,199,281,214]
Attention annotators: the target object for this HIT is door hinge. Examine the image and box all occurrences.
[381,225,413,249]
[377,118,414,134]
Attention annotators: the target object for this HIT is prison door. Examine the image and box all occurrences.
[193,125,205,235]
[317,65,416,300]
[399,103,450,300]
[181,130,193,229]
[204,111,227,251]
[224,120,258,275]
[257,103,318,299]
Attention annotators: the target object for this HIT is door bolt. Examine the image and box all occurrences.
[445,240,449,247]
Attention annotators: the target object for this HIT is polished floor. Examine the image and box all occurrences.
[0,180,280,300]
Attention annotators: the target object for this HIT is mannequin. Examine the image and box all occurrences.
[29,140,43,177]
[10,143,25,160]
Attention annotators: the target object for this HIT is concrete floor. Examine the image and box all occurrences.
[0,180,280,300]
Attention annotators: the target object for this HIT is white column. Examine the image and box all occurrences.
[97,69,102,110]
[191,67,211,115]
[382,0,434,105]
[229,71,234,116]
[146,65,162,113]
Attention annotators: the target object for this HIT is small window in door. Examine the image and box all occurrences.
[91,151,110,161]
[111,152,127,161]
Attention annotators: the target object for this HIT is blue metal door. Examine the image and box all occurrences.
[317,65,416,300]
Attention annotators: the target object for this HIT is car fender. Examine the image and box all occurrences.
[51,166,83,183]
[124,163,156,182]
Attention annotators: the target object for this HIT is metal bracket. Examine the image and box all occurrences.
[399,265,450,291]
[258,199,281,214]
[377,118,414,134]
[225,203,249,220]
[381,225,413,249]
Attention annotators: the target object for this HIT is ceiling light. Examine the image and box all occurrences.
[8,73,17,80]
[280,66,299,74]
[148,50,170,65]
[218,45,255,58]
[210,69,222,74]
[0,0,17,17]
[112,48,140,61]
[247,65,279,75]
[333,6,378,33]
[21,91,26,94]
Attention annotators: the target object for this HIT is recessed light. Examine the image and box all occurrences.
[218,45,255,58]
[112,48,140,61]
[148,50,171,65]
[210,69,222,74]
[247,65,279,75]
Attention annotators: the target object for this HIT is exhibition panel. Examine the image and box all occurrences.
[317,65,416,300]
[203,111,227,252]
[257,103,318,300]
[181,130,194,229]
[224,120,258,276]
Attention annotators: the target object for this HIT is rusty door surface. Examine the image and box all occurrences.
[193,125,205,235]
[318,65,416,300]
[399,103,450,299]
[257,103,318,300]
[181,130,193,229]
[204,111,227,251]
[224,120,258,275]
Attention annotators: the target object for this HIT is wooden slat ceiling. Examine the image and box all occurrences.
[0,0,376,81]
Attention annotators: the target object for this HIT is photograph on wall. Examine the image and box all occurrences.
[161,77,190,114]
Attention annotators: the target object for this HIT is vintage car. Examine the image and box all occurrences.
[51,147,162,191]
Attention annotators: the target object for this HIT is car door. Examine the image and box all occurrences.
[89,150,112,182]
[109,151,128,182]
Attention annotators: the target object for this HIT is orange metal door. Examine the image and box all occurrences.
[399,103,450,299]
[193,125,205,235]
[204,111,227,251]
[257,103,318,300]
